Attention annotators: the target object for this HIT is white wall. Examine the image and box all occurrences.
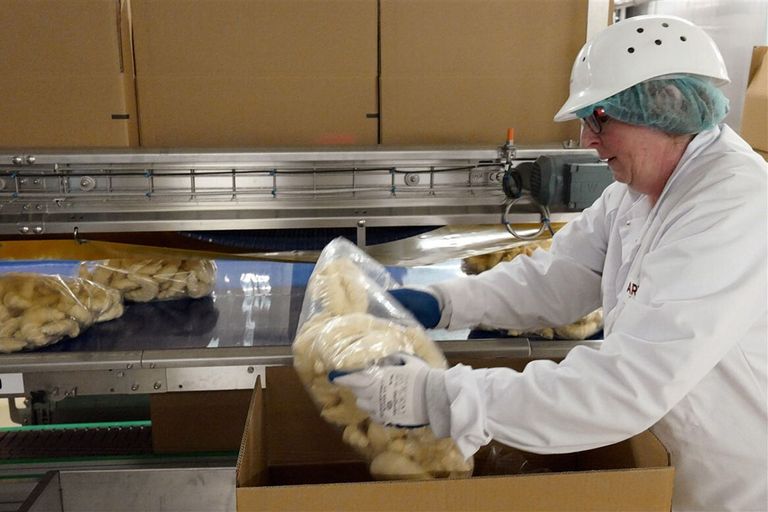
[629,0,768,132]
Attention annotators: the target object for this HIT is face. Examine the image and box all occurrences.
[580,115,690,202]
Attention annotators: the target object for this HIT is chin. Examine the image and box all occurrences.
[610,170,628,184]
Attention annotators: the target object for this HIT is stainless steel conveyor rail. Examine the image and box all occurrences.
[0,339,601,401]
[0,146,592,236]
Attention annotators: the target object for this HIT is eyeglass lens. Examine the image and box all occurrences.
[582,107,607,135]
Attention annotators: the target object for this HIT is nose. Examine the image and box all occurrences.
[579,125,600,148]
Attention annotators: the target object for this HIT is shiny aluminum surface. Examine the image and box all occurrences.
[0,146,596,235]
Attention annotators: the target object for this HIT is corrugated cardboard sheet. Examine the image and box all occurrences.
[0,0,138,148]
[379,0,587,146]
[741,46,768,156]
[151,389,253,453]
[131,0,379,147]
[236,366,674,512]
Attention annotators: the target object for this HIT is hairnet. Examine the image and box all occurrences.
[575,75,729,135]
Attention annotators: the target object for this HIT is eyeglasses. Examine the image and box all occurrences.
[581,107,609,135]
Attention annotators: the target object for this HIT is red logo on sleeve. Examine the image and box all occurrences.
[626,282,639,297]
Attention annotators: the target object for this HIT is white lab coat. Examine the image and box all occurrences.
[431,125,768,511]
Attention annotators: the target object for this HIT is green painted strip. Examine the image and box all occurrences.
[0,420,151,432]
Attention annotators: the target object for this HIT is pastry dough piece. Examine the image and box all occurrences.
[507,326,555,339]
[320,388,370,426]
[0,317,21,338]
[80,258,216,302]
[309,258,369,315]
[79,281,124,323]
[460,240,603,340]
[314,313,415,371]
[462,239,552,275]
[370,451,432,481]
[0,273,123,353]
[0,337,27,353]
[293,253,471,481]
[554,309,603,340]
[60,277,124,324]
[123,274,160,302]
[508,309,603,341]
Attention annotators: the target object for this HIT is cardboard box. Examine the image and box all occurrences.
[236,366,674,512]
[0,0,138,148]
[741,46,768,155]
[151,389,253,454]
[379,0,588,146]
[131,0,378,147]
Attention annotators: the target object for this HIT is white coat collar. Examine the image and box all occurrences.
[657,126,721,205]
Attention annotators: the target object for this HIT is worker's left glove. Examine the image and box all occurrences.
[330,352,431,428]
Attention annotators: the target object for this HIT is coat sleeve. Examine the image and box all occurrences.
[441,158,768,458]
[430,184,620,331]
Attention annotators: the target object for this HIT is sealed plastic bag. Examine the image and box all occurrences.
[0,273,124,353]
[79,258,217,302]
[292,237,473,480]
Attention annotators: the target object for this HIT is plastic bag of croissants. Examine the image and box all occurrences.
[0,257,216,353]
[293,237,473,482]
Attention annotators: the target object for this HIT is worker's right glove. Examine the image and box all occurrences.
[330,352,431,427]
[389,288,441,329]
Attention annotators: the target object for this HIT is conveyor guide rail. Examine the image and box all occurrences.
[0,147,595,235]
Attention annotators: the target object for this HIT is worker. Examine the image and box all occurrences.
[333,14,768,512]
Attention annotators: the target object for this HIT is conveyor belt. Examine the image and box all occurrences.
[180,226,441,251]
[0,258,412,353]
[0,423,152,459]
[0,258,601,396]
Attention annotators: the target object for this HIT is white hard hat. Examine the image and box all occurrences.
[554,15,730,122]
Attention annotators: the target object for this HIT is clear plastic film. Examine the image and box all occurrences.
[292,237,473,481]
[79,258,217,302]
[0,272,124,353]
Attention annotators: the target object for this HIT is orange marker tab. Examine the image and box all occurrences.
[506,128,515,145]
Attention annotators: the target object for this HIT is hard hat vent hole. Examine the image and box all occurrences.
[680,36,687,42]
[636,27,644,33]
[581,56,586,62]
[627,47,635,54]
[662,22,669,27]
[655,39,662,45]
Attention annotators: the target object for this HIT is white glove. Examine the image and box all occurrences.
[331,352,430,427]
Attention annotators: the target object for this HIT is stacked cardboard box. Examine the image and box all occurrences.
[1,0,592,148]
[379,0,587,145]
[741,46,768,160]
[0,0,138,148]
[130,0,379,147]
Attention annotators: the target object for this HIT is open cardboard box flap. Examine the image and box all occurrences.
[741,46,768,155]
[237,366,673,512]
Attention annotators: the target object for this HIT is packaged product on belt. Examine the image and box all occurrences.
[0,272,124,353]
[79,258,217,302]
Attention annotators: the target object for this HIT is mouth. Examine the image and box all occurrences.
[598,154,615,164]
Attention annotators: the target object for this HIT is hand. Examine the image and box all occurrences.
[389,288,441,329]
[330,352,430,427]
